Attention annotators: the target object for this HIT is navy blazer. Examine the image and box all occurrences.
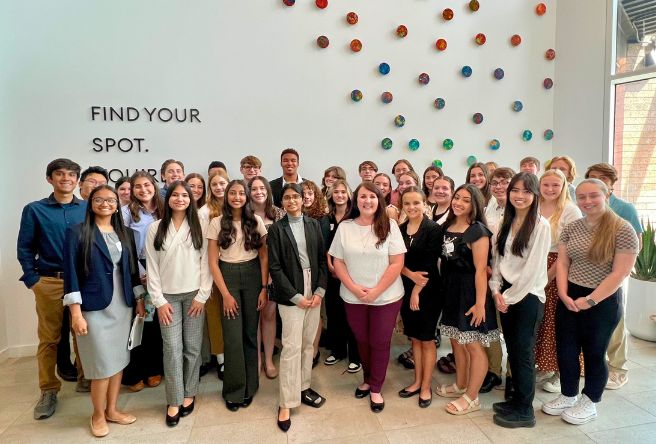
[267,215,328,306]
[64,224,141,312]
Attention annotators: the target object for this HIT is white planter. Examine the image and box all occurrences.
[626,277,656,342]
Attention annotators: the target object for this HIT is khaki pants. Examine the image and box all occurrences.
[278,303,321,408]
[33,277,64,392]
[205,284,224,355]
[485,310,511,377]
[607,280,628,374]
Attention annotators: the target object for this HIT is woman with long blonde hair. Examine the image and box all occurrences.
[542,179,638,425]
[535,169,582,393]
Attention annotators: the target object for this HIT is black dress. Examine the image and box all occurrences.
[400,217,442,341]
[439,221,499,346]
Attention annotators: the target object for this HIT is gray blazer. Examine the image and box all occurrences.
[267,215,327,306]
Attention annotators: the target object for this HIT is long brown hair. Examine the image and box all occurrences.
[442,184,487,229]
[154,181,203,251]
[301,180,328,219]
[218,180,262,251]
[347,182,391,248]
[466,162,492,204]
[373,173,393,205]
[127,171,164,223]
[326,179,353,216]
[578,179,625,264]
[184,173,207,208]
[248,176,279,221]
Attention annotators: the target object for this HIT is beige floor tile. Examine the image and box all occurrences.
[386,420,491,444]
[313,432,390,444]
[103,427,192,444]
[587,422,656,443]
[578,393,656,433]
[627,346,656,368]
[472,411,589,443]
[610,367,656,394]
[627,336,656,351]
[0,414,96,443]
[287,406,382,443]
[0,401,32,435]
[620,389,656,415]
[189,418,288,444]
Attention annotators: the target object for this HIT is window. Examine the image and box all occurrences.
[611,0,656,225]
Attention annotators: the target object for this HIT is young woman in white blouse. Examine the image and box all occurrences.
[145,181,212,427]
[328,182,406,413]
[207,180,268,412]
[489,172,551,429]
[535,169,582,393]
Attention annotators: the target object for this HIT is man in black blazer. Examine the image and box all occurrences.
[269,148,303,207]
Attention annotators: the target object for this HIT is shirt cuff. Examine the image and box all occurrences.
[193,295,207,305]
[63,291,82,306]
[133,285,146,300]
[290,294,304,305]
[314,287,326,298]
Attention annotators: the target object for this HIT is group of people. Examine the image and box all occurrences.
[16,149,643,436]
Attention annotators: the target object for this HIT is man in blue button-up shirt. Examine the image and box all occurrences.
[17,158,87,420]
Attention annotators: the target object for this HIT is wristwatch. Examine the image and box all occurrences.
[585,296,597,307]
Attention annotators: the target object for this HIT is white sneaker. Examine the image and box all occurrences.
[542,394,578,416]
[561,394,597,425]
[542,373,561,393]
[605,372,628,390]
[536,371,554,384]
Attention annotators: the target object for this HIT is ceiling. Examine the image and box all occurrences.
[622,0,656,40]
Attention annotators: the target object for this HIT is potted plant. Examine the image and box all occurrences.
[627,219,656,342]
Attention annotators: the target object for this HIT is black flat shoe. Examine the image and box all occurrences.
[418,396,432,408]
[277,407,291,432]
[480,371,502,393]
[165,406,181,427]
[241,396,253,408]
[398,387,421,398]
[301,388,326,408]
[370,398,385,413]
[355,387,371,399]
[199,363,209,378]
[312,352,320,369]
[225,401,240,412]
[217,363,224,381]
[180,398,195,417]
[56,365,78,382]
[493,411,536,429]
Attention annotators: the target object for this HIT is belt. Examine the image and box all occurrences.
[39,271,64,279]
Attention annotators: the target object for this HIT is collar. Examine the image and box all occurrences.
[46,193,83,206]
[282,175,302,186]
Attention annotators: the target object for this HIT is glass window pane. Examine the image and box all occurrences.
[616,0,656,75]
[613,78,656,224]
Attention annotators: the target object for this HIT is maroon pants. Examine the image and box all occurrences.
[344,299,402,393]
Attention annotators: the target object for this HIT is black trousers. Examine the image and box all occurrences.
[122,258,164,385]
[57,306,73,368]
[220,259,261,403]
[325,275,360,363]
[556,281,621,402]
[499,281,544,415]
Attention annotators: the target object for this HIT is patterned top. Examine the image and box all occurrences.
[559,218,639,289]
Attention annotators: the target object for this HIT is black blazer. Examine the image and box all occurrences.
[64,224,142,312]
[267,215,328,306]
[269,177,284,207]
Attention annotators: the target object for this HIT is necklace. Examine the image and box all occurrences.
[360,225,375,254]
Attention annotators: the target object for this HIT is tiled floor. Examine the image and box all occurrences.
[1,334,655,443]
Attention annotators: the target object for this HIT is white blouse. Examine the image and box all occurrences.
[145,218,212,308]
[489,216,551,304]
[328,219,406,306]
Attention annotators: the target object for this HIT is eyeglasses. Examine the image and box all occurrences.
[92,197,118,205]
[242,164,259,170]
[84,179,107,187]
[490,180,510,188]
[282,194,302,201]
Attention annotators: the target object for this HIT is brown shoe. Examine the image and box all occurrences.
[146,375,162,387]
[128,381,145,392]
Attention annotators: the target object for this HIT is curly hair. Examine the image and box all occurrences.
[301,180,328,219]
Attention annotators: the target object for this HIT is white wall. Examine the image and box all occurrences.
[553,0,611,172]
[2,0,609,356]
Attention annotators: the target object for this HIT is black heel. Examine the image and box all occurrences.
[277,407,291,432]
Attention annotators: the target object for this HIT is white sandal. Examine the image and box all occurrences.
[435,383,466,398]
[445,394,480,416]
